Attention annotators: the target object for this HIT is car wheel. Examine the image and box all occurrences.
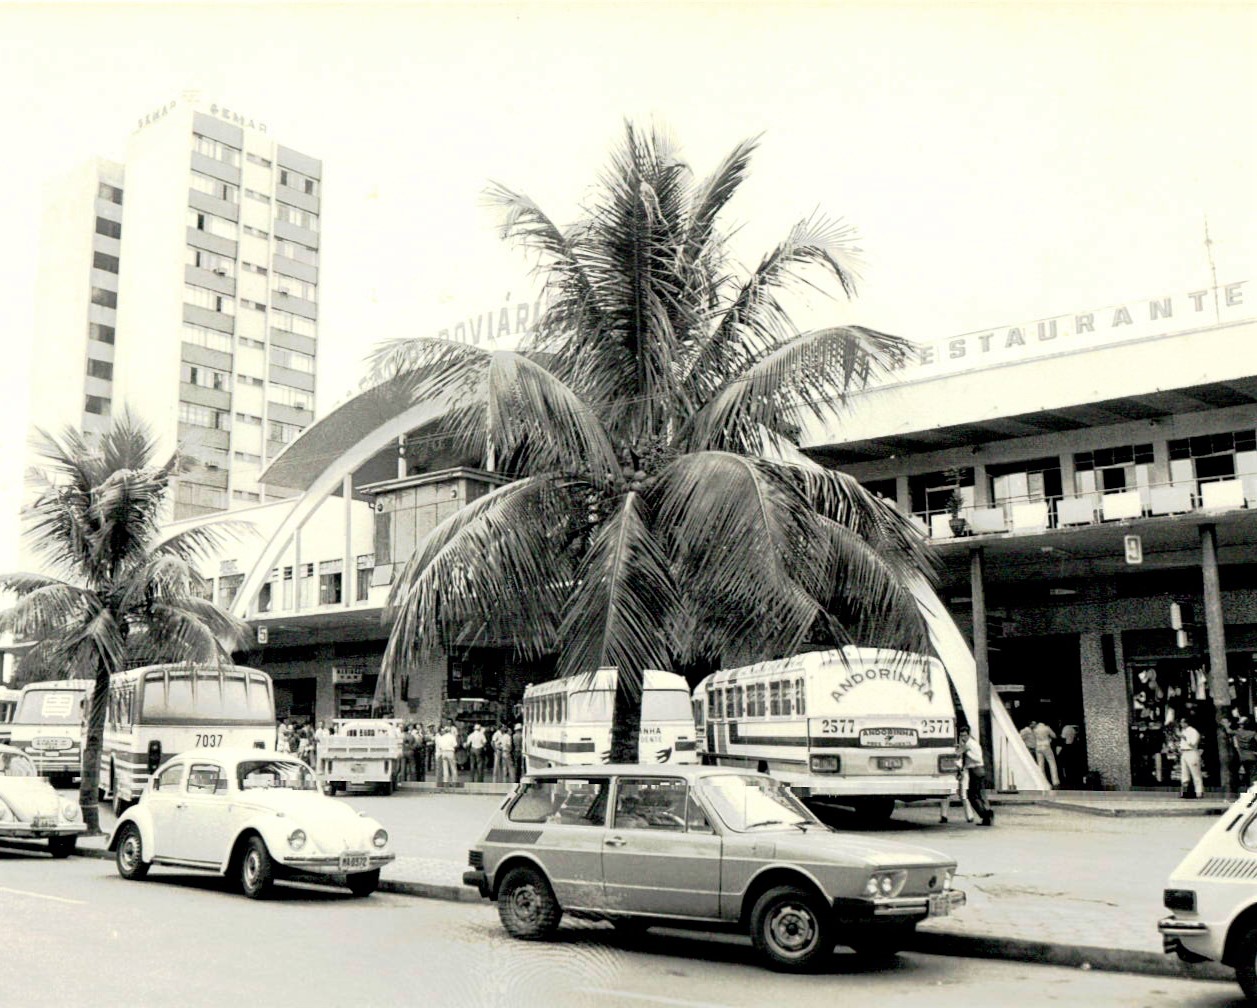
[347,869,380,897]
[750,885,833,972]
[115,823,149,881]
[1235,925,1257,1000]
[843,924,914,961]
[497,866,562,940]
[240,836,275,899]
[48,835,76,859]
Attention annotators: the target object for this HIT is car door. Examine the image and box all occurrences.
[145,761,187,859]
[177,761,232,864]
[509,775,610,910]
[601,776,722,919]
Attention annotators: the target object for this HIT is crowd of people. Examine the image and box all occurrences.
[275,719,326,766]
[1017,719,1086,789]
[396,721,524,786]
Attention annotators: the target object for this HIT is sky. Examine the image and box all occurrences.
[1,0,1254,570]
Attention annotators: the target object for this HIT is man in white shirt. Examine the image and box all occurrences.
[468,723,488,782]
[1179,719,1204,798]
[1032,720,1059,788]
[435,724,458,787]
[958,726,994,826]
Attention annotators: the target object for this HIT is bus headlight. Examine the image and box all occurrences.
[809,754,841,773]
[863,870,907,898]
[287,829,307,851]
[372,828,388,849]
[61,802,80,821]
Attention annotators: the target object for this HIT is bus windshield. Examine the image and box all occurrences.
[14,689,87,725]
[141,670,274,723]
[237,759,319,791]
[642,689,693,722]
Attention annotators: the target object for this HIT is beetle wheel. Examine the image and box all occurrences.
[115,823,149,881]
[1235,926,1257,1001]
[240,836,275,899]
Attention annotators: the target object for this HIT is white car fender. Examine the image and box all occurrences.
[110,805,156,862]
[213,811,294,872]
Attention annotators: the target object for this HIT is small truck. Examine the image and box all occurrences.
[319,718,405,795]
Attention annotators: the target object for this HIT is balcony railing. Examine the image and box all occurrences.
[914,475,1256,541]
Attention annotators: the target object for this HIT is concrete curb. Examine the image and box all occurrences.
[68,840,1231,982]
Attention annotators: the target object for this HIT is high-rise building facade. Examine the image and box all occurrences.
[30,96,321,519]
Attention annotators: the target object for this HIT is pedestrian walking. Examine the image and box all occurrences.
[468,723,488,783]
[401,724,418,782]
[512,722,524,780]
[1033,720,1059,787]
[1056,724,1083,788]
[938,736,974,823]
[958,726,993,826]
[1179,718,1205,798]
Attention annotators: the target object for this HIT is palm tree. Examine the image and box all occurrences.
[0,412,250,833]
[371,123,936,759]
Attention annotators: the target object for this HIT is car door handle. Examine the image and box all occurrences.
[605,836,626,847]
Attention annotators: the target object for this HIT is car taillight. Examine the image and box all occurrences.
[810,754,841,773]
[146,740,163,773]
[938,754,960,773]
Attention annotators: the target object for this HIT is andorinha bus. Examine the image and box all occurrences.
[101,663,276,815]
[521,668,698,772]
[8,679,93,787]
[0,686,20,746]
[694,647,959,819]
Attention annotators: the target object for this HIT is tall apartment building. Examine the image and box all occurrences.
[30,96,321,519]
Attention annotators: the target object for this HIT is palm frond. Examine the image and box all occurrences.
[0,577,94,641]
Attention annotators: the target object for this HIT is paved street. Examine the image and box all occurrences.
[1,854,1243,1008]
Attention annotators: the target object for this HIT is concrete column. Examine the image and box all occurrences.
[1151,434,1172,487]
[293,527,302,613]
[1058,450,1077,498]
[895,475,911,515]
[342,473,353,609]
[1201,523,1236,796]
[971,463,989,507]
[1079,632,1132,788]
[970,546,992,765]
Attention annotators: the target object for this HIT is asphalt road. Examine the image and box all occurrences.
[0,849,1246,1008]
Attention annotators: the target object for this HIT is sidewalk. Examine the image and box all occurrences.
[72,784,1235,983]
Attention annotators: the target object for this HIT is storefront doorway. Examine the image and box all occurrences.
[1126,653,1209,788]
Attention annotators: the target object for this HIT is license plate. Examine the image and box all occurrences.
[861,728,917,748]
[32,816,56,828]
[339,853,369,871]
[350,764,365,774]
[876,757,906,771]
[928,893,951,917]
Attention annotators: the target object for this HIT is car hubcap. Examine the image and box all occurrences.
[244,852,259,887]
[121,835,139,870]
[511,884,539,923]
[768,902,818,956]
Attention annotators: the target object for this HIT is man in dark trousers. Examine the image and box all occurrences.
[958,726,994,826]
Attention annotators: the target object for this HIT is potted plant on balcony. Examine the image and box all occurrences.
[945,468,968,537]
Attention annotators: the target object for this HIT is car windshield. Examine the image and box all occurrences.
[698,774,819,832]
[0,752,37,776]
[237,760,319,791]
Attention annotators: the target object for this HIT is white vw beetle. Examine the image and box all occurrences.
[107,748,394,898]
[0,743,83,857]
[1160,785,1257,999]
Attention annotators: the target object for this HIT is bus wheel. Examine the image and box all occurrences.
[48,835,76,859]
[115,823,149,881]
[240,836,275,899]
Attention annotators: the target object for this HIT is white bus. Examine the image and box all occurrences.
[102,664,276,815]
[694,647,960,819]
[521,668,699,772]
[0,686,19,745]
[8,679,93,787]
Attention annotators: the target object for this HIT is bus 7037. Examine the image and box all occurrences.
[522,668,699,773]
[694,647,960,820]
[102,664,276,815]
[8,679,94,787]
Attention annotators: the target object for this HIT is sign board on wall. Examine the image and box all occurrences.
[333,668,363,685]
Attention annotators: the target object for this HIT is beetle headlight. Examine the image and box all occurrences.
[372,828,388,849]
[61,802,80,821]
[287,829,307,851]
[864,870,907,898]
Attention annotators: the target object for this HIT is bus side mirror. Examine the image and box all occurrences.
[146,740,162,773]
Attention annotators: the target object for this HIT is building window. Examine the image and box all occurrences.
[178,402,230,430]
[1169,429,1257,492]
[275,202,318,232]
[237,374,264,387]
[232,490,261,503]
[91,287,117,309]
[1074,443,1155,494]
[184,284,235,316]
[182,323,234,354]
[187,247,236,278]
[909,468,975,518]
[279,168,318,197]
[269,420,301,444]
[268,384,312,411]
[187,208,239,241]
[242,224,269,239]
[233,450,262,464]
[282,566,293,609]
[84,395,110,416]
[241,261,267,275]
[86,358,114,381]
[274,239,318,266]
[93,251,120,274]
[246,152,272,168]
[319,561,342,605]
[238,336,266,349]
[181,363,230,390]
[235,412,263,426]
[97,182,123,205]
[240,299,267,312]
[355,555,373,602]
[89,322,115,345]
[190,170,239,203]
[987,457,1063,509]
[193,133,241,167]
[95,216,122,239]
[271,311,316,339]
[300,563,315,607]
[244,189,270,204]
[274,276,316,302]
[271,347,315,374]
[216,574,245,608]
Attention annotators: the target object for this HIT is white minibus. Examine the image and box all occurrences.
[521,668,698,772]
[694,647,960,818]
[8,679,93,787]
[101,663,276,814]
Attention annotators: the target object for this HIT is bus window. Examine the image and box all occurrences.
[734,686,744,718]
[724,688,735,719]
[769,681,782,717]
[706,689,716,719]
[641,689,691,723]
[795,678,806,715]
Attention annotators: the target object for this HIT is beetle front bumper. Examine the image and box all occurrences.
[281,853,395,873]
[834,890,966,921]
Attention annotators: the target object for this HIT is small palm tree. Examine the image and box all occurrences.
[0,412,250,833]
[371,123,936,759]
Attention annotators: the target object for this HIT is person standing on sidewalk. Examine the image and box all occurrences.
[1033,720,1059,787]
[1179,718,1205,798]
[958,726,993,826]
[435,723,458,787]
[468,723,488,783]
[939,736,975,824]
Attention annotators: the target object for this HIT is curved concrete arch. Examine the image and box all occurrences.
[230,395,449,620]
